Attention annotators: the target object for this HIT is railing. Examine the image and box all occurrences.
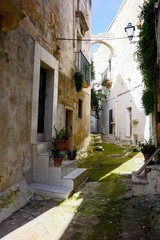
[136,148,160,174]
[101,68,112,82]
[76,50,91,85]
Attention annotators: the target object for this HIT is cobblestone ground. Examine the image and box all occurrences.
[1,181,160,240]
[118,195,160,240]
[1,142,160,240]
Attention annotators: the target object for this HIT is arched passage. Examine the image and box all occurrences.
[91,39,115,54]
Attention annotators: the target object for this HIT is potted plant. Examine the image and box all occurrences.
[52,125,70,151]
[49,149,65,166]
[67,149,77,160]
[141,137,156,162]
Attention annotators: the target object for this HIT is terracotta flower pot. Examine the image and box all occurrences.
[56,140,69,151]
[54,157,63,166]
[143,153,154,165]
[68,155,76,160]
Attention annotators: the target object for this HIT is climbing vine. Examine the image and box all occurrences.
[91,60,95,81]
[91,87,106,119]
[91,61,106,118]
[135,0,157,115]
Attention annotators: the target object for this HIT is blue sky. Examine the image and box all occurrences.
[92,0,123,34]
[91,0,123,55]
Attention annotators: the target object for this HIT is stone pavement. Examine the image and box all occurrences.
[1,152,160,239]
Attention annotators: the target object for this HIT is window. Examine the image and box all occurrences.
[108,59,111,72]
[78,99,83,118]
[109,109,113,134]
[126,107,132,137]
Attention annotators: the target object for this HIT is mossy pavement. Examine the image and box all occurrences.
[1,141,160,239]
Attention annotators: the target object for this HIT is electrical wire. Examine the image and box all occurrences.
[57,35,139,41]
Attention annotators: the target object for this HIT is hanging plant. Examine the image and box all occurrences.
[73,71,84,92]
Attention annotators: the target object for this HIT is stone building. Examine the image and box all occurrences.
[92,0,153,145]
[0,0,91,222]
[155,0,160,147]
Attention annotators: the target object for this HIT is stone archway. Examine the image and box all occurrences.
[90,34,115,134]
[91,33,115,53]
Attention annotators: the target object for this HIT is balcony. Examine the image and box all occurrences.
[101,69,112,88]
[76,50,91,86]
[76,10,89,37]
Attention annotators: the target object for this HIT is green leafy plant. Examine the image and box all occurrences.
[135,0,157,115]
[91,87,106,119]
[91,60,95,81]
[73,71,85,92]
[49,149,65,158]
[67,149,77,160]
[52,125,69,143]
[141,137,156,154]
[141,88,154,115]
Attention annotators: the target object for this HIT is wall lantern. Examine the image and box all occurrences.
[124,23,135,41]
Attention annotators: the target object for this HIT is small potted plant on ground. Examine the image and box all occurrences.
[52,125,70,151]
[67,149,77,160]
[49,149,65,166]
[141,137,156,162]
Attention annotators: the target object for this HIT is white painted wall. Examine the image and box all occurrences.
[93,0,153,144]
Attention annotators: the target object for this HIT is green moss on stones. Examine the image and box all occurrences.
[74,141,136,239]
[0,188,20,208]
[78,142,137,181]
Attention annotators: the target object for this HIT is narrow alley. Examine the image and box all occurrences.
[1,140,160,240]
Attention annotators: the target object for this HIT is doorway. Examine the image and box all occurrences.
[38,67,46,134]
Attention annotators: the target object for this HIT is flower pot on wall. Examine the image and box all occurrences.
[67,150,77,160]
[143,153,152,161]
[53,157,63,166]
[68,155,76,160]
[56,140,70,151]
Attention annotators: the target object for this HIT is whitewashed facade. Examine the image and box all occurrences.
[92,0,153,145]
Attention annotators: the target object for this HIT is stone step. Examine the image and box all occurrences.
[132,164,160,196]
[93,145,104,151]
[48,160,77,186]
[35,154,77,185]
[30,167,87,199]
[132,171,148,185]
[29,183,72,199]
[62,168,88,189]
[37,133,45,142]
[90,139,102,146]
[91,134,101,138]
[37,142,52,154]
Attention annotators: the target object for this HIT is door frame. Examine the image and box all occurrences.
[31,42,59,143]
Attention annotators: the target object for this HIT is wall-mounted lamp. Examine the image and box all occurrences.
[124,23,135,41]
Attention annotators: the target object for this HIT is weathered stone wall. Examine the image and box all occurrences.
[57,0,91,148]
[0,27,34,191]
[0,0,91,192]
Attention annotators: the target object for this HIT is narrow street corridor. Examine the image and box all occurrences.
[1,140,160,240]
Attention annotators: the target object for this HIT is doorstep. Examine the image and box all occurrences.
[29,183,73,199]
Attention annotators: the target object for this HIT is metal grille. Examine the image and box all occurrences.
[76,50,91,85]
